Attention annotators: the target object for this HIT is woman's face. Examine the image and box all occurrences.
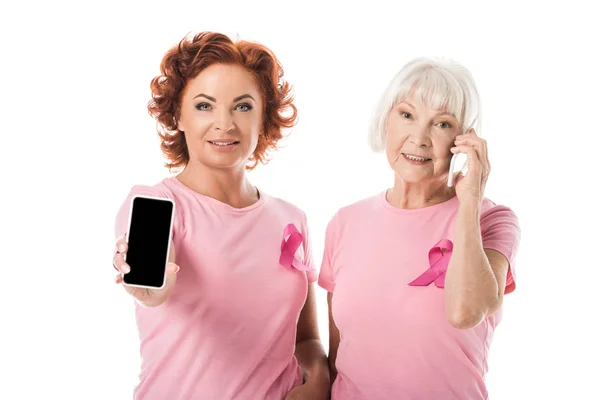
[385,96,462,185]
[177,63,263,171]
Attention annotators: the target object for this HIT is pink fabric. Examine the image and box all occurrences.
[114,177,316,400]
[318,191,520,400]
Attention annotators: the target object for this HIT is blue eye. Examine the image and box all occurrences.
[235,103,252,112]
[195,103,211,111]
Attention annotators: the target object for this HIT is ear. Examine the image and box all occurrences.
[177,118,185,132]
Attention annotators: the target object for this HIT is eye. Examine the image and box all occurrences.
[195,103,212,111]
[400,111,412,119]
[438,121,452,129]
[235,103,253,112]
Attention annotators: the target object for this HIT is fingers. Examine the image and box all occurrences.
[115,234,128,253]
[454,130,490,174]
[454,131,485,154]
[113,253,130,274]
[113,234,130,274]
[451,145,483,176]
[450,144,479,161]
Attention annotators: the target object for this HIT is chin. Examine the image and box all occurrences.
[205,159,244,170]
[204,154,250,170]
[394,170,431,184]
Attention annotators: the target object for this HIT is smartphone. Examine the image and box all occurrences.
[123,195,175,289]
[448,123,477,187]
[447,152,468,187]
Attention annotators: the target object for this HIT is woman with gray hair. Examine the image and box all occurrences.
[318,58,521,399]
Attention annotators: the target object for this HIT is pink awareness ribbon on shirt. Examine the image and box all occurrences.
[279,223,314,271]
[408,239,453,288]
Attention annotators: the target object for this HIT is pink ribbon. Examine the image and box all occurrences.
[408,239,453,288]
[279,224,314,271]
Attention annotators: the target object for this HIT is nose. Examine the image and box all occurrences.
[214,108,235,132]
[408,123,431,147]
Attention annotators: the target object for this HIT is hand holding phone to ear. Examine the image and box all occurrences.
[449,129,491,203]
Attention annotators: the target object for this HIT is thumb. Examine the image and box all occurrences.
[446,169,462,187]
[453,170,467,185]
[166,262,180,277]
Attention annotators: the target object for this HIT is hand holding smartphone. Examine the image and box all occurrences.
[113,195,178,306]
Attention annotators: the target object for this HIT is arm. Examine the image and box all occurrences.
[293,283,330,397]
[444,199,509,329]
[327,292,340,382]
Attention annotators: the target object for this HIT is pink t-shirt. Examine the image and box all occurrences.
[318,191,520,400]
[114,177,317,400]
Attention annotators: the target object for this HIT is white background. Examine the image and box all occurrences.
[2,1,598,399]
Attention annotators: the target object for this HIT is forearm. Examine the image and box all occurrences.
[295,338,330,392]
[444,199,500,328]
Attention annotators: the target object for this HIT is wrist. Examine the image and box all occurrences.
[458,197,481,213]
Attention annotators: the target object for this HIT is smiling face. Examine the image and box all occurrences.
[385,95,462,184]
[177,63,264,171]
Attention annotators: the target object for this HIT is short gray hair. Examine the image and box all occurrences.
[368,57,482,152]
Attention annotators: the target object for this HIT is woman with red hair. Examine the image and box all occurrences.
[112,32,329,400]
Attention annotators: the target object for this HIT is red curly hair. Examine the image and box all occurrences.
[148,32,297,170]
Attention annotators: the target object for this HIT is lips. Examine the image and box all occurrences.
[208,140,239,146]
[402,153,431,162]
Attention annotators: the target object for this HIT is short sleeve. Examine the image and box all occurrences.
[480,205,521,295]
[318,213,340,293]
[114,184,177,240]
[300,212,317,284]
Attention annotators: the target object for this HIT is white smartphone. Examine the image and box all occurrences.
[447,152,468,187]
[123,195,175,290]
[447,123,477,187]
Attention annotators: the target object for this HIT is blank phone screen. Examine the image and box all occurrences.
[124,196,174,288]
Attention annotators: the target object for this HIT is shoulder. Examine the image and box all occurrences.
[123,178,176,200]
[332,192,382,222]
[262,191,308,221]
[479,197,521,242]
[118,178,184,226]
[480,197,519,222]
[320,192,383,237]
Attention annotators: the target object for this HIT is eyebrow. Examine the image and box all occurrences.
[192,93,256,102]
[399,101,415,109]
[434,111,456,119]
[399,101,456,119]
[233,94,255,102]
[193,93,216,101]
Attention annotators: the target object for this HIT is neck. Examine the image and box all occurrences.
[387,175,455,210]
[176,161,259,208]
